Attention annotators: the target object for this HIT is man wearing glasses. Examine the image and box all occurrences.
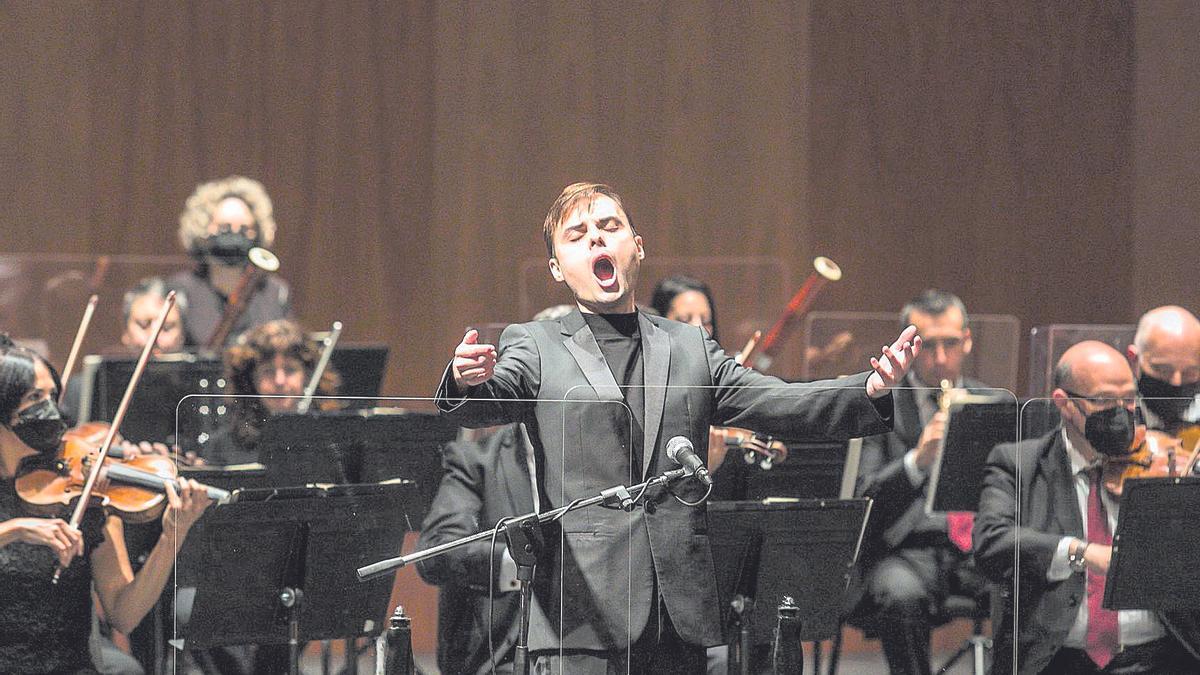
[849,289,990,675]
[975,341,1200,674]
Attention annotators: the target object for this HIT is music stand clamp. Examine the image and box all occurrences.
[357,467,693,675]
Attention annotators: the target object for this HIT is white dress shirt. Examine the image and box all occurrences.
[1046,429,1165,648]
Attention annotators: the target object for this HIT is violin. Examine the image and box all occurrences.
[15,425,229,524]
[1102,426,1200,497]
[708,427,788,472]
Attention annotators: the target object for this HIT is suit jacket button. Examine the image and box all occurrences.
[644,501,656,514]
[1069,596,1079,607]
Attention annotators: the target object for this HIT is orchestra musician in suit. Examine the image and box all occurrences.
[1126,306,1200,434]
[848,290,990,675]
[974,341,1200,674]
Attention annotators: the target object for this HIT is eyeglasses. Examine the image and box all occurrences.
[1060,389,1138,411]
[921,337,965,351]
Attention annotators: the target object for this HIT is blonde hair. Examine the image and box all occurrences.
[541,182,633,257]
[177,176,277,251]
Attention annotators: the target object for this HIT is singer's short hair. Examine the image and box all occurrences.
[542,182,636,258]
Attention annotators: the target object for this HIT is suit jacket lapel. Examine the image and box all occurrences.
[640,312,670,479]
[559,310,623,401]
[1040,430,1085,538]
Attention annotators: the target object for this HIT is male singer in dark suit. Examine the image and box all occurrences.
[974,341,1200,674]
[416,423,535,675]
[848,290,990,675]
[436,182,921,673]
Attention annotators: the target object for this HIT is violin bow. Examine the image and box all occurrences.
[57,295,99,406]
[296,321,343,415]
[53,291,176,584]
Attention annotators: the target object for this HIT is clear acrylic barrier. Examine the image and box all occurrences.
[165,378,1024,671]
[801,310,1022,392]
[170,394,641,670]
[1010,395,1197,674]
[1027,324,1136,397]
[0,253,190,363]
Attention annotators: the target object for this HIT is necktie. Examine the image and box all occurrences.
[1085,467,1119,668]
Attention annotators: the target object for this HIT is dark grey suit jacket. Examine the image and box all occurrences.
[416,425,533,675]
[436,309,893,652]
[974,429,1200,674]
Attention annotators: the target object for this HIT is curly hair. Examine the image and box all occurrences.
[222,319,340,447]
[177,176,277,252]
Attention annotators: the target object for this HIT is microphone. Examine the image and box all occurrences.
[666,436,712,487]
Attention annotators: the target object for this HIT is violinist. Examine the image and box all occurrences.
[974,341,1200,674]
[195,319,339,467]
[0,337,212,674]
[1127,305,1200,434]
[169,176,292,348]
[120,277,186,357]
[847,290,989,675]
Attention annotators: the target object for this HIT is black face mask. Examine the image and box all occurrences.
[196,231,256,266]
[11,398,68,454]
[1137,371,1200,426]
[1075,403,1137,457]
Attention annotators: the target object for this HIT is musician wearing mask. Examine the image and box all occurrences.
[436,182,917,672]
[0,337,211,674]
[1127,306,1200,434]
[974,341,1200,674]
[848,289,989,675]
[170,176,291,348]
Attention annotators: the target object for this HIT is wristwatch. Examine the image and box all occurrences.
[1068,540,1090,573]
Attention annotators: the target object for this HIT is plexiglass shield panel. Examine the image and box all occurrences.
[801,311,1022,394]
[0,253,189,364]
[1012,391,1196,675]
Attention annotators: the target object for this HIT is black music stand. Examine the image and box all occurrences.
[77,353,223,444]
[926,399,1017,514]
[1105,477,1200,611]
[256,409,456,524]
[176,482,416,674]
[708,498,871,670]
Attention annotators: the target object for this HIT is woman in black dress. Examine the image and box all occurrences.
[0,337,212,674]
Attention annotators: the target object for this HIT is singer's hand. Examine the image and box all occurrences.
[452,329,497,390]
[866,325,921,399]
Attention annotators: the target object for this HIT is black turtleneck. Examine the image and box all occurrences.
[582,312,646,477]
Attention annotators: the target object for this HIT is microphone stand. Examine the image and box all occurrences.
[357,467,693,675]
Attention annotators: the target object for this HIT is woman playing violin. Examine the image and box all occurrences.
[0,337,212,674]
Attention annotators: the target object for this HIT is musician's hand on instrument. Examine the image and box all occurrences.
[116,440,142,459]
[146,441,170,456]
[452,329,497,390]
[866,325,922,398]
[161,479,213,549]
[1085,543,1112,576]
[914,411,947,470]
[4,517,83,567]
